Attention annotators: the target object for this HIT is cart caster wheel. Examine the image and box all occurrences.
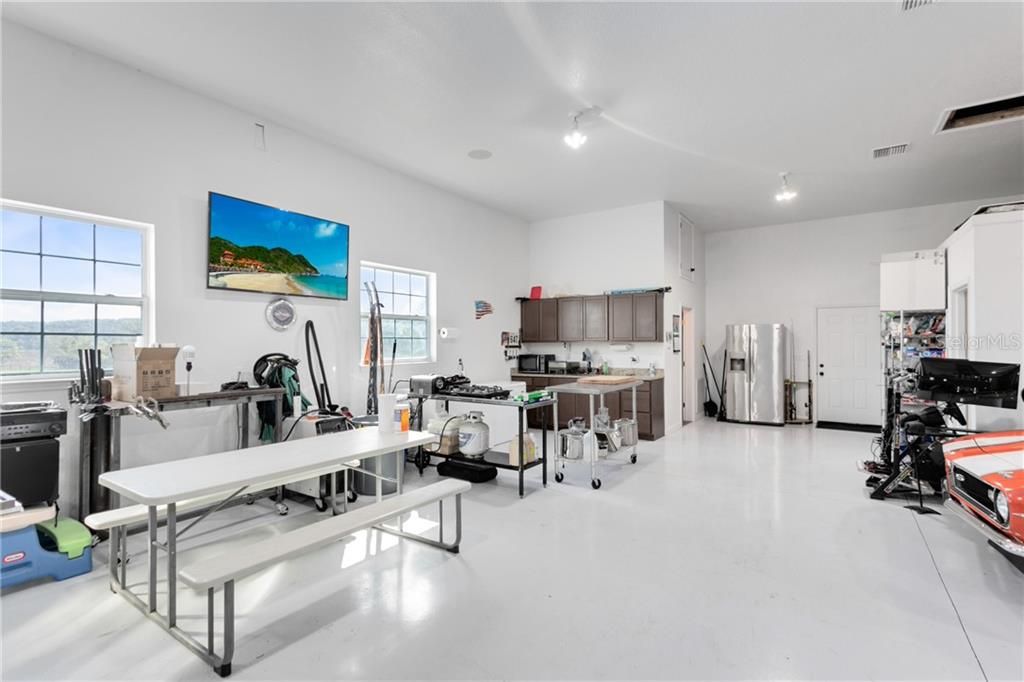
[347,490,358,503]
[313,498,328,512]
[245,497,255,505]
[591,479,602,490]
[216,663,231,677]
[630,454,637,464]
[555,472,564,483]
[276,503,289,515]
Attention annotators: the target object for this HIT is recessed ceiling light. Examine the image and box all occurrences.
[467,149,492,160]
[775,172,798,202]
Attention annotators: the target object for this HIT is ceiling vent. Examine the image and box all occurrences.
[901,0,935,11]
[937,94,1024,132]
[873,143,909,159]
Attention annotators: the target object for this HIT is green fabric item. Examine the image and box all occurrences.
[36,518,91,559]
[261,365,312,442]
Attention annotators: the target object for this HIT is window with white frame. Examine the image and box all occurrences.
[359,263,433,363]
[1,201,151,376]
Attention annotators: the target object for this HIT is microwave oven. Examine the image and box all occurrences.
[517,354,554,373]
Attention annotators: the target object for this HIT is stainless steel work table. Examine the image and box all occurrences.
[548,379,642,489]
[423,394,557,498]
[78,388,286,517]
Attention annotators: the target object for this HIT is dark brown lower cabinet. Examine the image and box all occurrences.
[613,379,664,440]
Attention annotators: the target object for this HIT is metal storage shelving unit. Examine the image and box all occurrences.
[878,309,946,467]
[882,309,946,375]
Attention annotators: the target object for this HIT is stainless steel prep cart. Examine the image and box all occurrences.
[548,379,642,489]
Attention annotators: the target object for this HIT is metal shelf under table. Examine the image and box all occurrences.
[421,395,556,498]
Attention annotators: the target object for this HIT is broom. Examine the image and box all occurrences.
[702,363,718,418]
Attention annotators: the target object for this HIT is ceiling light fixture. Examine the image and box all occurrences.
[775,172,798,202]
[564,114,587,150]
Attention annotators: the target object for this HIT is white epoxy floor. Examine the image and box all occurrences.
[3,419,1023,681]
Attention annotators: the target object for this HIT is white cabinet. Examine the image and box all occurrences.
[879,250,946,312]
[941,205,1024,430]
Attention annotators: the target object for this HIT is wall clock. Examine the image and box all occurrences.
[266,298,297,331]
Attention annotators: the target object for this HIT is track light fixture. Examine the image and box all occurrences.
[564,114,587,150]
[775,172,797,202]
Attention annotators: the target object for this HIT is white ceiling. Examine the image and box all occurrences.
[4,2,1023,230]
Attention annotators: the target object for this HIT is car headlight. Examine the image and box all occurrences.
[994,490,1010,524]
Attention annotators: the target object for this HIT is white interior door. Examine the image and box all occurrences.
[816,306,882,426]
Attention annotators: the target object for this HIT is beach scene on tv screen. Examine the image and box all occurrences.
[208,194,349,299]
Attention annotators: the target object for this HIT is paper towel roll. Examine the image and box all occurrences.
[378,393,398,433]
[439,327,461,340]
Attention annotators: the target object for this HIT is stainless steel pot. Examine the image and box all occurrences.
[560,430,586,460]
[615,418,639,447]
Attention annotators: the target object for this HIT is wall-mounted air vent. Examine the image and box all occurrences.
[873,143,909,159]
[937,94,1024,132]
[901,0,935,11]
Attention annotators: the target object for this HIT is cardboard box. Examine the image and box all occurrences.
[111,345,179,401]
[508,433,537,466]
[435,432,460,456]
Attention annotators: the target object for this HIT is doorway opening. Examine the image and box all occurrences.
[680,307,696,425]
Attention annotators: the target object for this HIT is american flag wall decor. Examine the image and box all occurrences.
[474,300,494,319]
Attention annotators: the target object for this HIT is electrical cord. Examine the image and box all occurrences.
[421,414,461,454]
[282,409,350,442]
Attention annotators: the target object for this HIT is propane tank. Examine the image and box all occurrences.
[458,411,490,459]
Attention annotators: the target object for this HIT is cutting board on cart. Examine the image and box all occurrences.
[577,375,639,385]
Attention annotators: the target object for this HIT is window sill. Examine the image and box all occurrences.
[359,359,435,369]
[1,374,75,395]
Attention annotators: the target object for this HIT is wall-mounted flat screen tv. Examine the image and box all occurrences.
[207,192,349,300]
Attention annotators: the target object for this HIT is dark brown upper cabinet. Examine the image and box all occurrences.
[609,295,635,341]
[583,295,609,341]
[540,299,559,341]
[523,292,661,343]
[632,292,663,342]
[521,298,560,342]
[557,297,584,341]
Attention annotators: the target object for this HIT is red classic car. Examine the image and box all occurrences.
[943,430,1024,557]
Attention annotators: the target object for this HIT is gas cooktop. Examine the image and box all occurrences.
[438,385,511,400]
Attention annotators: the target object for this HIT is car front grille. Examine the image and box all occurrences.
[951,465,1007,527]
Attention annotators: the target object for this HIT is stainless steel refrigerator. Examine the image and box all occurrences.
[724,323,787,425]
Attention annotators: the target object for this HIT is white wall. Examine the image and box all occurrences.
[704,197,1022,409]
[524,200,705,433]
[525,201,667,371]
[1,23,529,506]
[527,202,666,296]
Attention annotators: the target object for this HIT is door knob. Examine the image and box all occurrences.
[819,372,825,377]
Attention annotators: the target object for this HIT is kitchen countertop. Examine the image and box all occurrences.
[511,370,664,382]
